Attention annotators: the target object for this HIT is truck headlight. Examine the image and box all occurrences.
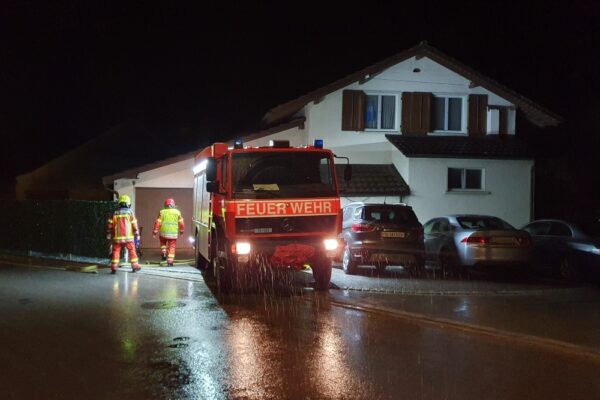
[235,242,251,255]
[324,239,339,251]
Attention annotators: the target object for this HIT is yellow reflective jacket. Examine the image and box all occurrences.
[153,207,184,239]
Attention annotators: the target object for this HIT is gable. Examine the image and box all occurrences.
[261,42,561,129]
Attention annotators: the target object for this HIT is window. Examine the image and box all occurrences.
[231,152,337,199]
[365,94,397,130]
[448,168,484,191]
[456,216,514,230]
[431,96,465,132]
[548,222,572,237]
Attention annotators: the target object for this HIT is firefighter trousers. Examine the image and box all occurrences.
[160,237,177,264]
[111,241,139,271]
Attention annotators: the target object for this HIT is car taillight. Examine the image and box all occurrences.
[518,237,532,247]
[351,223,375,232]
[461,236,490,245]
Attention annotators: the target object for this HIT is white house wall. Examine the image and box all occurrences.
[405,157,533,227]
[113,158,194,212]
[304,56,517,162]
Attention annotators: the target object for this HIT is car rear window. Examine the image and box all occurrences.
[456,216,514,230]
[362,207,417,224]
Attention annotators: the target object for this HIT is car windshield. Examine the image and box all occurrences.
[456,216,514,230]
[362,207,417,224]
[231,151,337,199]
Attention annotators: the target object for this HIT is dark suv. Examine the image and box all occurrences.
[339,202,425,275]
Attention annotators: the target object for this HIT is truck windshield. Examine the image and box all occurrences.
[231,151,337,199]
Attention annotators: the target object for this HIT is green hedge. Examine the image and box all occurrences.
[0,200,116,258]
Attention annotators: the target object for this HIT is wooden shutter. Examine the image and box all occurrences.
[498,107,508,135]
[401,92,431,135]
[341,90,366,131]
[468,94,488,137]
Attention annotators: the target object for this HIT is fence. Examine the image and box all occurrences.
[0,200,116,259]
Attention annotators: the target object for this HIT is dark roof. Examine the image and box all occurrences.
[17,119,211,200]
[386,135,532,159]
[262,42,562,129]
[336,164,409,196]
[102,118,306,184]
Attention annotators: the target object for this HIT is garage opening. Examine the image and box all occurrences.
[135,188,193,251]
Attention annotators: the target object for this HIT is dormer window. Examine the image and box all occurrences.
[431,95,467,133]
[365,93,398,131]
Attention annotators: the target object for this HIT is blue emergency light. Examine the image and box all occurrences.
[314,139,324,149]
[234,138,244,149]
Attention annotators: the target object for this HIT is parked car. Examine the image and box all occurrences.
[521,219,600,282]
[339,202,425,275]
[423,215,532,276]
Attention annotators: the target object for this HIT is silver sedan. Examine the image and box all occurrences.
[423,215,532,276]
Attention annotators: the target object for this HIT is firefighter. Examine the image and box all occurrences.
[153,198,184,266]
[107,195,141,274]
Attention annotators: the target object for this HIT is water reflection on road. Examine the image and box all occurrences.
[1,265,599,400]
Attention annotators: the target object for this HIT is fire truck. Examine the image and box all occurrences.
[192,138,349,293]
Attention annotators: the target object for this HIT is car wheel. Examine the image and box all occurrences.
[559,255,582,284]
[439,249,460,278]
[342,246,358,275]
[313,259,332,291]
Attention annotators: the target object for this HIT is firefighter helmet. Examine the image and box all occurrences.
[165,198,176,208]
[118,195,131,207]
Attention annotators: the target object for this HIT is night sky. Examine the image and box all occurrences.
[1,1,599,220]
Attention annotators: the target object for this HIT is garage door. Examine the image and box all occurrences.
[135,188,193,250]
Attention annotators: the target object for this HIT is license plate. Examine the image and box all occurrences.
[381,231,405,238]
[491,237,517,245]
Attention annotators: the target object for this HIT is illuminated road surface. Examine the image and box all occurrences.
[0,264,598,400]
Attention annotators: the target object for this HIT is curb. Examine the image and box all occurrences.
[325,298,600,362]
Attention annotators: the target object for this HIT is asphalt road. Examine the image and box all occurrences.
[0,263,599,400]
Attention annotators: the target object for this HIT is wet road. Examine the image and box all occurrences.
[1,264,599,400]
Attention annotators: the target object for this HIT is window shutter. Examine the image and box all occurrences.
[468,94,488,136]
[341,90,366,131]
[401,92,431,135]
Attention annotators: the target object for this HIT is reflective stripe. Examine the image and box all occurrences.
[130,258,139,263]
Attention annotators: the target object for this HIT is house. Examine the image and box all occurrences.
[105,41,561,247]
[251,41,561,227]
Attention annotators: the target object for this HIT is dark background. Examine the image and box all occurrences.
[1,1,598,228]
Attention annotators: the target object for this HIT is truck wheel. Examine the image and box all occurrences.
[195,233,208,271]
[313,259,332,291]
[215,257,233,294]
[342,246,358,275]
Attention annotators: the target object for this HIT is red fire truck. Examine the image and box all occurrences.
[192,139,349,293]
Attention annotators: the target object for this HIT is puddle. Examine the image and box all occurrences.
[167,343,189,349]
[141,301,187,310]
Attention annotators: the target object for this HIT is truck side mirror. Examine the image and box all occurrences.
[206,157,217,181]
[344,164,352,182]
[206,181,219,193]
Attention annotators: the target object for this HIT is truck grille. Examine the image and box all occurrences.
[236,215,337,235]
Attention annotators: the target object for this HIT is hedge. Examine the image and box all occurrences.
[0,200,117,258]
